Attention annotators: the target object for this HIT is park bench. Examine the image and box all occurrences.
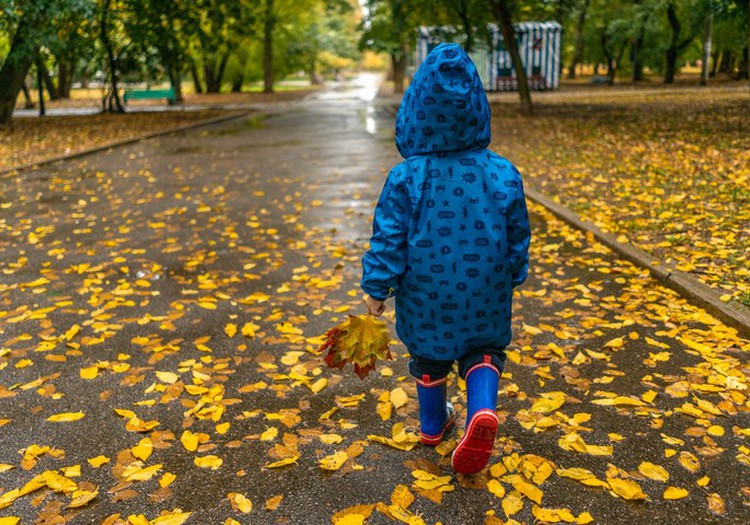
[123,87,177,105]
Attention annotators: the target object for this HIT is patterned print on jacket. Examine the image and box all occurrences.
[362,43,531,362]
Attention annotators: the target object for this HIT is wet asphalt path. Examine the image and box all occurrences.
[1,75,749,524]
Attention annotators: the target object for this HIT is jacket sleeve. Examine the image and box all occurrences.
[507,172,531,288]
[361,165,410,301]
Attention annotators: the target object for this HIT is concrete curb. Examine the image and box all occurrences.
[525,186,750,339]
[0,110,253,178]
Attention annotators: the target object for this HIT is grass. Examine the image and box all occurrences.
[0,110,229,171]
[490,89,750,306]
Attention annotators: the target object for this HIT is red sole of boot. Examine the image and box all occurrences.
[451,409,498,474]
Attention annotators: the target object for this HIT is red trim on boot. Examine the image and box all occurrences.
[416,374,447,387]
[451,408,499,474]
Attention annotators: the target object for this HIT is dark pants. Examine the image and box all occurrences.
[408,347,506,381]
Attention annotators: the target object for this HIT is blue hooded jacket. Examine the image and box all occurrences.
[361,43,531,361]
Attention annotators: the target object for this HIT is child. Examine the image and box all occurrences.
[361,43,531,474]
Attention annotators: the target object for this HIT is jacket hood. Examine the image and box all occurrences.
[395,43,491,158]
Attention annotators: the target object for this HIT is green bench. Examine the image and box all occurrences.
[123,87,177,104]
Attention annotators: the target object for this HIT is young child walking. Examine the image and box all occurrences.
[361,43,531,474]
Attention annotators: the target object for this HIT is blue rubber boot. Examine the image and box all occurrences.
[452,356,500,474]
[416,375,456,446]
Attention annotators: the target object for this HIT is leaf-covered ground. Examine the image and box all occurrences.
[490,89,750,306]
[1,90,749,524]
[0,111,236,172]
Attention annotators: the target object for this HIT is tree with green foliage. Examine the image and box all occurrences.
[0,0,87,123]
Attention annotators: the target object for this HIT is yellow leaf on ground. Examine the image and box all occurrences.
[180,431,199,452]
[502,491,524,517]
[390,388,408,409]
[678,451,701,473]
[530,391,567,413]
[260,427,278,441]
[506,475,543,504]
[607,478,646,500]
[155,371,179,384]
[228,492,253,513]
[638,462,669,482]
[150,511,192,525]
[319,451,348,471]
[159,472,176,488]
[194,455,223,470]
[132,438,153,462]
[331,504,375,525]
[265,456,299,469]
[224,323,237,338]
[88,455,109,468]
[663,487,689,500]
[68,487,99,509]
[0,518,20,525]
[265,495,283,511]
[487,479,505,499]
[46,412,85,422]
[532,506,576,523]
[80,366,99,379]
[391,484,415,508]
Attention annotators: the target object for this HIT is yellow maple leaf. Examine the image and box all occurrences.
[320,315,393,379]
[224,323,237,338]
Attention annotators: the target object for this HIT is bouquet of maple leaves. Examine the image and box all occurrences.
[320,315,393,379]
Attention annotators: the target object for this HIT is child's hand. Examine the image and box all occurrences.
[363,294,386,317]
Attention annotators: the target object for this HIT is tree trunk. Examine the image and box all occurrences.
[22,79,34,109]
[100,0,125,113]
[490,0,533,115]
[189,59,203,94]
[391,53,406,94]
[718,50,732,75]
[0,19,35,124]
[568,0,590,79]
[168,65,183,102]
[710,49,719,77]
[457,0,475,52]
[701,13,713,85]
[38,58,60,101]
[739,46,749,80]
[231,72,243,93]
[263,0,275,93]
[632,19,648,81]
[36,58,46,117]
[665,3,680,84]
[57,60,73,99]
